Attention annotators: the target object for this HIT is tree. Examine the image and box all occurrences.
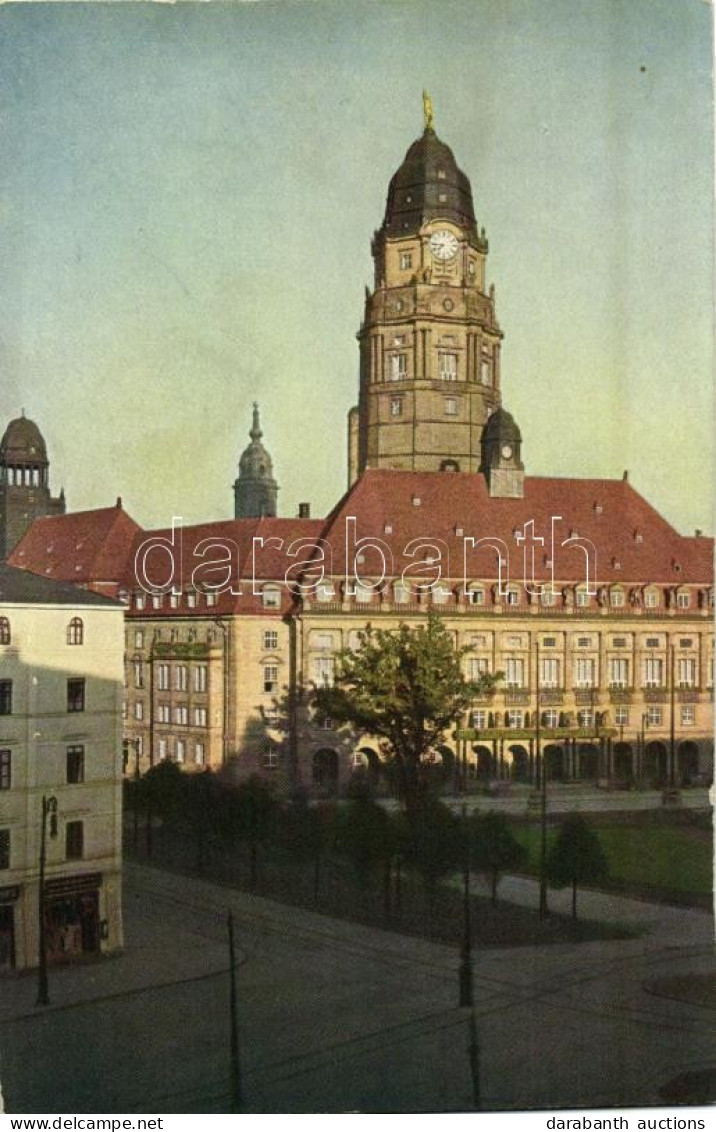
[275,795,336,904]
[228,776,279,890]
[315,612,499,821]
[470,812,527,906]
[178,770,227,872]
[334,791,396,917]
[398,797,462,912]
[139,760,185,857]
[546,814,609,920]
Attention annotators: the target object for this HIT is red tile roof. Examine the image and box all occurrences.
[9,503,142,590]
[313,470,714,586]
[8,472,712,616]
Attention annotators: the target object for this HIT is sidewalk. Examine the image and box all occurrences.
[464,870,714,945]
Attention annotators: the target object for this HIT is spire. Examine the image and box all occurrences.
[234,404,279,519]
[250,401,262,441]
[422,89,435,133]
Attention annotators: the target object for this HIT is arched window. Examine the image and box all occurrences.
[67,617,84,646]
[0,618,10,645]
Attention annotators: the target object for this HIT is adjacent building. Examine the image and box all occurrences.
[0,413,66,561]
[0,563,124,972]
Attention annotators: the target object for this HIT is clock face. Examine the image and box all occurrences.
[501,444,513,459]
[429,230,459,261]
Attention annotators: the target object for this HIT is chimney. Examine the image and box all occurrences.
[116,496,122,509]
[622,470,629,482]
[695,529,702,538]
[298,502,311,519]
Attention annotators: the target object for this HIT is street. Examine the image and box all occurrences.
[0,861,713,1113]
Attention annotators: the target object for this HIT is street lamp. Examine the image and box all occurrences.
[640,712,649,786]
[37,794,58,1006]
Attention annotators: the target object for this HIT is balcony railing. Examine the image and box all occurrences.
[677,688,699,703]
[574,689,597,704]
[504,689,530,705]
[609,687,634,703]
[643,687,668,703]
[539,688,564,705]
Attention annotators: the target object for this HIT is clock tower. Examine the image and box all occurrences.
[348,96,504,484]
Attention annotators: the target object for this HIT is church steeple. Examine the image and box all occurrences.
[347,95,503,485]
[233,404,279,519]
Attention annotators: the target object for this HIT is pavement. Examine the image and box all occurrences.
[0,861,714,1113]
[435,785,713,815]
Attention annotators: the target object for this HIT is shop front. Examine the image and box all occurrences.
[43,873,102,964]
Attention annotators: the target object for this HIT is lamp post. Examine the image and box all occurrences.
[37,794,58,1006]
[536,641,548,920]
[669,642,676,789]
[132,737,141,849]
[640,712,649,786]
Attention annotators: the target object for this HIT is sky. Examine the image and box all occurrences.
[0,0,712,534]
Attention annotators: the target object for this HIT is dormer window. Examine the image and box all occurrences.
[262,586,281,609]
[400,252,412,271]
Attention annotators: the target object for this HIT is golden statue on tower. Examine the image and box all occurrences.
[422,89,435,132]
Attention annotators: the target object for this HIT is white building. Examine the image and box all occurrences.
[0,563,124,972]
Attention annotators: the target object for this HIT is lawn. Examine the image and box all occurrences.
[510,816,713,897]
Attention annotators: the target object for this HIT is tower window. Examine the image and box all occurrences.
[444,398,458,416]
[390,353,407,381]
[438,352,457,381]
[480,358,491,385]
[438,193,447,203]
[400,252,412,270]
[0,618,10,646]
[390,398,403,417]
[437,169,446,180]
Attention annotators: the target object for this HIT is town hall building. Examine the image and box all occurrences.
[7,100,714,797]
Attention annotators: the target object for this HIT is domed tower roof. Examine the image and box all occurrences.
[381,119,484,249]
[238,403,275,479]
[481,406,522,446]
[234,404,279,519]
[0,412,48,465]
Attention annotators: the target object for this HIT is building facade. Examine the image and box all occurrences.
[7,102,714,799]
[0,413,65,561]
[0,564,124,972]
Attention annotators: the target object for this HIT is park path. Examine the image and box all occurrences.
[466,871,713,947]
